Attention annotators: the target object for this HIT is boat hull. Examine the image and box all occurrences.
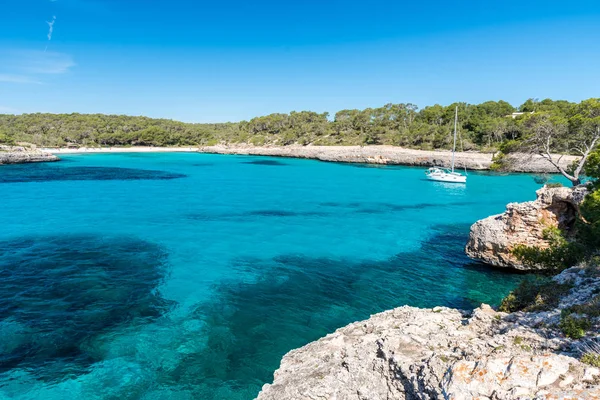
[426,174,467,183]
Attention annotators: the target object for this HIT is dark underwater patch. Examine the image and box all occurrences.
[175,223,524,398]
[0,165,186,183]
[320,201,476,214]
[0,235,172,380]
[241,159,288,166]
[319,201,363,208]
[246,210,329,217]
[192,163,215,167]
[187,209,329,221]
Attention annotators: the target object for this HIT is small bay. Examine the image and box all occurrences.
[0,153,555,399]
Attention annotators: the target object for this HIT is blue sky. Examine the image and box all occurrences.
[1,0,599,122]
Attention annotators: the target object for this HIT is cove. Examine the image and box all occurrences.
[0,153,557,399]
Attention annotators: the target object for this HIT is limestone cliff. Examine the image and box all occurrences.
[465,185,588,270]
[256,267,600,400]
[0,145,59,165]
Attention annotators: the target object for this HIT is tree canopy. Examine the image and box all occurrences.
[0,99,598,155]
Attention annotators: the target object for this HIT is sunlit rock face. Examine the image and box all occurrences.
[0,146,59,165]
[465,185,588,270]
[256,268,600,400]
[0,235,172,380]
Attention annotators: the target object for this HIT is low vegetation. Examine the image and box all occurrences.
[581,352,600,368]
[560,312,592,339]
[498,276,572,313]
[512,227,587,273]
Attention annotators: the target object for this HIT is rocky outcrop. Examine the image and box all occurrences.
[465,185,588,270]
[0,145,59,165]
[198,144,579,173]
[257,267,600,400]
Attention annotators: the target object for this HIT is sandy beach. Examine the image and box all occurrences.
[41,146,200,154]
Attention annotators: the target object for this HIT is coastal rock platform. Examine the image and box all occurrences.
[0,146,59,165]
[257,267,600,400]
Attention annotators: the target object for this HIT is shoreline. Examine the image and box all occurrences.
[40,144,580,173]
[41,146,200,154]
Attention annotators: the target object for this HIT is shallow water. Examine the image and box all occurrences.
[0,153,557,399]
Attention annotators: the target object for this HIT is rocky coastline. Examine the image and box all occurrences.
[198,144,579,174]
[256,267,600,400]
[0,145,59,165]
[256,185,600,399]
[465,185,589,270]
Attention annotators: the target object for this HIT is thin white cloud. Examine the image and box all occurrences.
[47,16,57,40]
[0,74,42,84]
[17,50,76,74]
[0,49,75,85]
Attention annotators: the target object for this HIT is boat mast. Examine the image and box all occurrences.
[451,106,458,173]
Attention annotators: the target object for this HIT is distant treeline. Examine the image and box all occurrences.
[0,98,597,151]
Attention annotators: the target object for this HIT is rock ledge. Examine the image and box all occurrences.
[257,267,600,400]
[465,185,588,270]
[0,145,59,165]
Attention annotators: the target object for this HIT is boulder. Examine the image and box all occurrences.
[465,185,588,270]
[0,145,59,165]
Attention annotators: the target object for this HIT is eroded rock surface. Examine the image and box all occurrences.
[0,145,59,165]
[256,267,600,400]
[465,185,588,270]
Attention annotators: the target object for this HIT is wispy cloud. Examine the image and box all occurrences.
[20,50,76,74]
[47,16,57,41]
[0,49,76,85]
[0,74,42,84]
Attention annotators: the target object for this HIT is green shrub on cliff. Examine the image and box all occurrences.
[582,352,600,368]
[511,227,586,273]
[560,311,592,339]
[498,276,572,313]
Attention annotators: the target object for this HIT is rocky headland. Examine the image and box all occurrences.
[0,145,59,165]
[256,184,600,399]
[465,185,589,270]
[257,267,600,400]
[198,144,579,173]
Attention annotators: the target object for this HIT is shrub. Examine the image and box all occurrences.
[545,182,564,188]
[511,227,586,273]
[499,277,572,313]
[566,295,600,318]
[579,190,600,249]
[559,312,592,339]
[582,352,600,368]
[495,139,520,154]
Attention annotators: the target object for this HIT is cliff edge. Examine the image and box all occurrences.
[0,145,59,165]
[256,267,600,400]
[465,185,588,270]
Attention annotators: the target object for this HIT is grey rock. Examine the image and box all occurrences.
[257,268,600,399]
[465,185,588,270]
[0,145,59,165]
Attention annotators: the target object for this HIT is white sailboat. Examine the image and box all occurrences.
[425,106,467,184]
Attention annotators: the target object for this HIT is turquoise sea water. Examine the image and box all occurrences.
[0,153,553,399]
